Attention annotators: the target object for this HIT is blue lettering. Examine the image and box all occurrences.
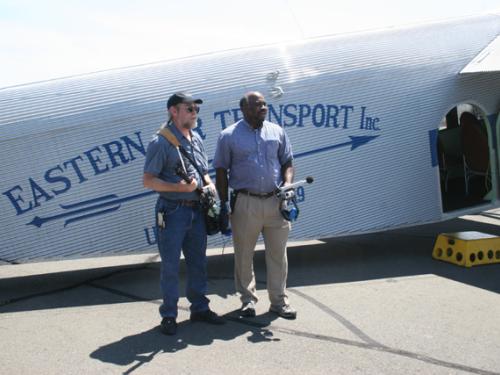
[63,156,88,183]
[268,104,283,125]
[340,105,354,129]
[212,103,379,129]
[360,106,367,129]
[2,185,33,215]
[103,141,128,168]
[231,108,243,123]
[29,178,53,208]
[326,105,339,128]
[296,186,305,202]
[214,110,231,129]
[84,147,110,175]
[312,104,325,127]
[283,104,297,127]
[144,226,158,245]
[3,132,147,216]
[121,132,145,160]
[298,104,311,127]
[194,118,206,139]
[360,107,381,131]
[44,165,71,196]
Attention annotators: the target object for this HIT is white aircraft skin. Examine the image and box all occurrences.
[0,14,499,264]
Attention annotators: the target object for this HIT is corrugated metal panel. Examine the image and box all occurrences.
[1,15,500,263]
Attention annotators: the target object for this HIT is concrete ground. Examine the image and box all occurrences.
[1,212,500,375]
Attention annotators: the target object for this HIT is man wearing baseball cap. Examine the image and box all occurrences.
[143,92,225,335]
[166,92,203,110]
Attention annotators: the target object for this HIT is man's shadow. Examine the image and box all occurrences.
[90,310,279,373]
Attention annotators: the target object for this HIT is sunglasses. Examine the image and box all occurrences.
[185,105,200,114]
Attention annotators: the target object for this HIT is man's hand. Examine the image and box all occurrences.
[179,177,198,193]
[280,181,295,196]
[206,182,217,197]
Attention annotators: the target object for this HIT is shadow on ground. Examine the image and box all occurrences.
[89,310,279,373]
[1,216,499,316]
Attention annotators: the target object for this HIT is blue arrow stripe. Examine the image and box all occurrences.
[64,205,121,227]
[59,194,118,210]
[28,191,154,227]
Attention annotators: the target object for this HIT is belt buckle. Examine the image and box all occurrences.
[254,191,273,198]
[239,190,274,198]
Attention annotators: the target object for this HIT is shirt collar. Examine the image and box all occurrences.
[168,123,193,144]
[241,118,264,131]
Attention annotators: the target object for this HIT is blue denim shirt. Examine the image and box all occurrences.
[143,124,208,201]
[213,119,293,193]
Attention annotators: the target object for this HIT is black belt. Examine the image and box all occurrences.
[236,189,276,199]
[163,198,200,207]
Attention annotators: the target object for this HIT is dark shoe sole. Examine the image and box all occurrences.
[160,323,177,335]
[239,308,256,317]
[190,312,226,325]
[276,313,296,320]
[269,308,297,320]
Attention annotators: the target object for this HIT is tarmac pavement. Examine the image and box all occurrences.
[1,212,500,374]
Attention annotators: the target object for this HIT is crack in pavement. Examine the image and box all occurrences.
[89,280,500,375]
[2,268,499,375]
[288,287,382,346]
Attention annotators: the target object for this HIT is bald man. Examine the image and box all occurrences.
[213,92,296,319]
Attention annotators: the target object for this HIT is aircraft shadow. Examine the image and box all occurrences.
[1,216,499,315]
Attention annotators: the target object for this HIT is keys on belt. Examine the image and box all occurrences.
[236,189,276,199]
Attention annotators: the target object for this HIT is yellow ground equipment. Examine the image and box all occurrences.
[432,231,500,267]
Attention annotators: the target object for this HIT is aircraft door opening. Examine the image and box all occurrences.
[437,103,496,212]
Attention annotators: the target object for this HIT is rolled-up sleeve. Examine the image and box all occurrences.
[213,133,231,170]
[278,130,293,166]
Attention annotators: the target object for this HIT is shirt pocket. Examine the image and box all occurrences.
[233,140,255,163]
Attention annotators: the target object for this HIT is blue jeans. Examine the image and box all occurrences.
[155,198,210,318]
